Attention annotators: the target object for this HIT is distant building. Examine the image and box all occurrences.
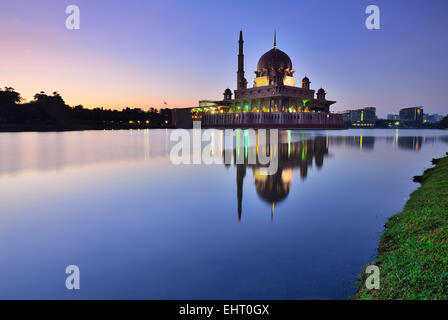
[423,113,444,124]
[341,107,376,126]
[399,107,424,127]
[341,111,351,124]
[387,114,399,121]
[171,107,194,128]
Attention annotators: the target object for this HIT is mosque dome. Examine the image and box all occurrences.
[302,76,310,82]
[257,48,293,71]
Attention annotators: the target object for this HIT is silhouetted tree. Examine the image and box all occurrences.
[0,86,174,130]
[0,87,21,106]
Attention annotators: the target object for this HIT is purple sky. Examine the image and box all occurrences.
[1,0,447,116]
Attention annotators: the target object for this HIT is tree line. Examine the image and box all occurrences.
[0,87,173,131]
[441,116,448,129]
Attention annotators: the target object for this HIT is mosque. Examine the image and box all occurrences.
[188,31,345,129]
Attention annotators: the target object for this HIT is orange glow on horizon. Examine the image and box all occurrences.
[0,18,213,111]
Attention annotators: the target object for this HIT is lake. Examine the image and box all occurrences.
[0,129,447,299]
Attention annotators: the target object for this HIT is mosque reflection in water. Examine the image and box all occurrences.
[221,130,439,222]
[0,129,440,177]
[220,131,329,222]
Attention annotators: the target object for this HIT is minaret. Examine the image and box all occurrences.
[273,30,277,50]
[237,30,245,90]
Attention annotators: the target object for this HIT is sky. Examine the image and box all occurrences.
[0,0,447,117]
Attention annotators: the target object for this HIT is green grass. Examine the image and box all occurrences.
[355,155,448,300]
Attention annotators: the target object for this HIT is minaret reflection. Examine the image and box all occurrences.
[236,164,246,223]
[397,136,423,151]
[230,131,329,222]
[217,131,447,222]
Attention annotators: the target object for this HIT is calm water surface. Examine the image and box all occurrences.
[0,129,447,299]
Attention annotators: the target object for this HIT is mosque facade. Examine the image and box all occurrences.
[194,31,345,129]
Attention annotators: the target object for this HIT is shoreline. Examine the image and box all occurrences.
[0,125,446,133]
[355,154,448,299]
[0,124,174,133]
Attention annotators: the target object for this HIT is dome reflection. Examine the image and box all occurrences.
[232,132,329,222]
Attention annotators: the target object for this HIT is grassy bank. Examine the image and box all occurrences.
[356,155,448,299]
